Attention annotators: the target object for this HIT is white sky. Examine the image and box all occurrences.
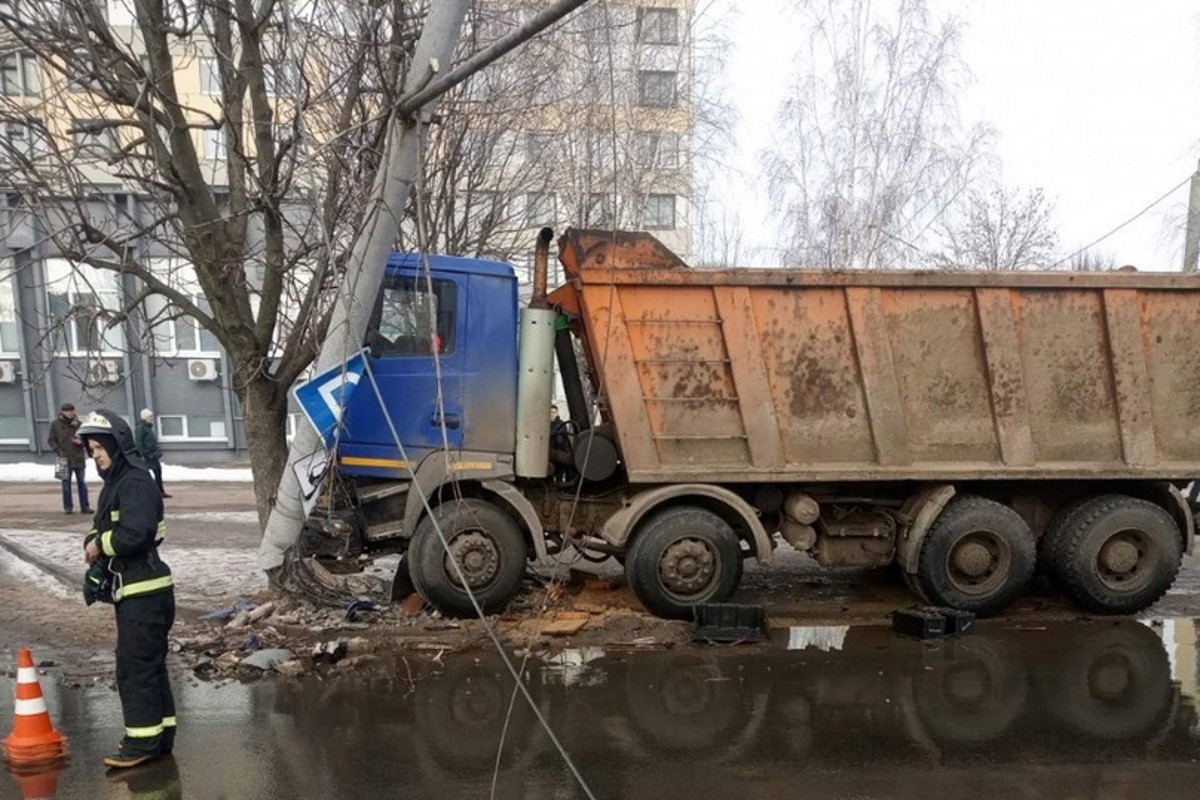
[719,0,1200,269]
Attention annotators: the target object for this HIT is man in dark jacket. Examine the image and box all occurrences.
[79,409,175,770]
[48,402,91,514]
[135,409,170,499]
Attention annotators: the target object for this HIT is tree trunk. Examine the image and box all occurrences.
[240,375,290,529]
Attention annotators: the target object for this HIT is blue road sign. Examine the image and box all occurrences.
[292,349,370,448]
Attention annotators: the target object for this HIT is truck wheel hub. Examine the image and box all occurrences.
[952,541,994,578]
[1100,538,1139,575]
[447,531,499,588]
[660,538,717,596]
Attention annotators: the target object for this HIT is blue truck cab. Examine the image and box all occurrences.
[337,253,520,478]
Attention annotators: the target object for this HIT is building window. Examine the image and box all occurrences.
[203,126,226,160]
[1,52,38,97]
[585,193,612,227]
[637,70,677,107]
[158,414,228,441]
[72,120,119,159]
[634,131,679,168]
[146,258,221,356]
[525,131,561,164]
[0,269,18,355]
[200,57,220,95]
[525,192,556,227]
[264,61,296,96]
[1,118,46,160]
[374,276,457,357]
[44,258,125,356]
[642,193,676,230]
[637,7,679,44]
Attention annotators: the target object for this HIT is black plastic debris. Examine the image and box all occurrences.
[892,606,976,639]
[693,603,768,644]
[892,607,947,639]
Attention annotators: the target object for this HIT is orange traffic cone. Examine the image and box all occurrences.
[3,649,68,767]
[6,762,63,799]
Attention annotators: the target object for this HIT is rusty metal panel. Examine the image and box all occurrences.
[562,229,1200,482]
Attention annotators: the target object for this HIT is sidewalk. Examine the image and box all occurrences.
[0,481,266,613]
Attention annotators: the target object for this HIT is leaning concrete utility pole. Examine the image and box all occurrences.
[1184,159,1200,273]
[259,0,593,571]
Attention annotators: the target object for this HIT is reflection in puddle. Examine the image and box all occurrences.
[786,625,849,651]
[6,618,1199,799]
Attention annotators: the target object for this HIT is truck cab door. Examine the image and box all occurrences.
[341,271,465,473]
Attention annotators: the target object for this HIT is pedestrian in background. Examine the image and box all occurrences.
[79,409,175,769]
[136,409,171,499]
[49,402,91,515]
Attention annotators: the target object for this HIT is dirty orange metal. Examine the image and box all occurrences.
[555,228,1200,483]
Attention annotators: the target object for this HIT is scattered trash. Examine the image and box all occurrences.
[247,602,276,624]
[892,606,975,639]
[201,598,255,621]
[541,611,590,637]
[312,640,348,664]
[400,593,424,616]
[240,648,296,671]
[227,610,251,629]
[274,659,306,678]
[335,654,379,671]
[345,599,381,623]
[242,634,261,652]
[214,652,241,671]
[693,604,768,644]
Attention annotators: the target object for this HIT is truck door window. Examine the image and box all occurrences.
[375,276,457,356]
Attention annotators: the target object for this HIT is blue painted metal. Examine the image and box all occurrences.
[337,254,519,479]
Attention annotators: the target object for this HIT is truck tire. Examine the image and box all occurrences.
[913,637,1028,744]
[625,506,743,619]
[408,498,528,618]
[914,496,1036,616]
[1039,623,1172,740]
[1056,495,1182,615]
[1040,498,1102,583]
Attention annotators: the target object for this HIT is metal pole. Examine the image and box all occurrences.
[258,0,594,570]
[1184,160,1200,273]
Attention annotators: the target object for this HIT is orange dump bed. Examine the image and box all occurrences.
[553,230,1200,484]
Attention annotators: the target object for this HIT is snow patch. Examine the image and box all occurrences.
[0,462,252,483]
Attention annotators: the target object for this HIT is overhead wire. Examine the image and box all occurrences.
[1050,174,1191,269]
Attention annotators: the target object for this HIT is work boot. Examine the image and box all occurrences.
[82,506,94,514]
[161,726,175,755]
[64,509,74,515]
[103,737,162,770]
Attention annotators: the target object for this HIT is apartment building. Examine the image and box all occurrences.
[0,1,695,461]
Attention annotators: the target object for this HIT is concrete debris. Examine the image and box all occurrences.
[227,610,251,629]
[247,602,276,624]
[215,652,241,671]
[274,659,306,678]
[241,648,296,671]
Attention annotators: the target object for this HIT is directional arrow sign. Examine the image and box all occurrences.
[292,349,370,448]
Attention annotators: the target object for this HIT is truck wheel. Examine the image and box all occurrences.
[625,506,743,619]
[915,496,1036,616]
[1056,495,1181,615]
[408,498,528,617]
[1039,623,1171,740]
[1039,498,1090,582]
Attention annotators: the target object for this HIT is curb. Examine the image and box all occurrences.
[0,532,80,593]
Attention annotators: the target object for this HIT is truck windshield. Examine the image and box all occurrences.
[375,276,457,356]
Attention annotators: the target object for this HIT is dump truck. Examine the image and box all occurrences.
[311,228,1200,620]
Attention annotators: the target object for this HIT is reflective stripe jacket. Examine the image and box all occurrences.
[88,463,171,602]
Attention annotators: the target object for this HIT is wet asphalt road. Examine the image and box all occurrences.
[2,618,1198,799]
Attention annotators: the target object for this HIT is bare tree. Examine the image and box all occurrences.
[0,0,428,521]
[1065,247,1117,272]
[932,184,1059,271]
[763,0,992,269]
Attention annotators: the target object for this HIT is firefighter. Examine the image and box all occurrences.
[78,409,176,770]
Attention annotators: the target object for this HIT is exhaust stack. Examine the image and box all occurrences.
[514,228,557,478]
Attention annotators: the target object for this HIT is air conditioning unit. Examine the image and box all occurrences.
[188,358,220,382]
[87,359,121,386]
[0,361,17,384]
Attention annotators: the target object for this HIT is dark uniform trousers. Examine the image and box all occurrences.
[115,588,176,750]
